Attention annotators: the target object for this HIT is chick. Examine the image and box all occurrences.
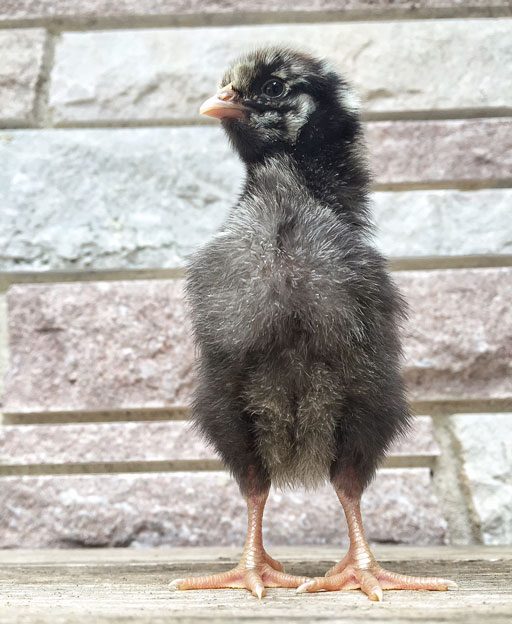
[170,47,456,600]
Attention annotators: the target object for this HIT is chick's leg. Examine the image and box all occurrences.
[170,488,309,598]
[298,488,457,601]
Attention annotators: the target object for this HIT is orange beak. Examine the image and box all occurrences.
[199,83,248,120]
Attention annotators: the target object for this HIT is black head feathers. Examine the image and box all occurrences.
[201,46,361,163]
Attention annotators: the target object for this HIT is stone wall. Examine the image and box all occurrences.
[0,1,511,549]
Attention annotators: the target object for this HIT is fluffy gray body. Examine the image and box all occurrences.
[187,157,408,492]
[186,47,410,497]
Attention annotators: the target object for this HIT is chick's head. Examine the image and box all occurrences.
[200,46,359,163]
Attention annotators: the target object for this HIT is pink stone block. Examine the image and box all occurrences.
[369,119,512,186]
[2,1,507,24]
[4,280,194,413]
[0,469,446,548]
[3,269,511,414]
[0,417,437,465]
[397,268,512,402]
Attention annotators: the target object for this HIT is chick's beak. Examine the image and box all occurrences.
[199,83,247,120]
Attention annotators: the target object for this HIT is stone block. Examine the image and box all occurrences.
[0,469,446,547]
[0,127,241,271]
[1,127,510,272]
[49,20,512,123]
[450,414,512,545]
[368,118,512,186]
[374,189,512,258]
[0,29,46,126]
[0,417,437,465]
[398,268,512,402]
[4,280,194,413]
[1,1,509,25]
[0,295,7,407]
[3,269,511,414]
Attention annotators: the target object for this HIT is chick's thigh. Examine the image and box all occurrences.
[192,357,270,495]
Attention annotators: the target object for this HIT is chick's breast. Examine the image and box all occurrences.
[188,169,379,360]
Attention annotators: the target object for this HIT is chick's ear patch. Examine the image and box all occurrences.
[338,87,361,114]
[285,93,317,143]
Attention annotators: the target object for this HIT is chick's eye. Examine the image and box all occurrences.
[262,79,285,98]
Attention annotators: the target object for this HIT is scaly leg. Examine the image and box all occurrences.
[170,489,309,599]
[298,488,457,601]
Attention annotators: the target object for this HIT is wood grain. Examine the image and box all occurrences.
[1,547,511,623]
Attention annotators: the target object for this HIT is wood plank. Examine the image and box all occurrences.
[2,545,511,565]
[0,547,510,624]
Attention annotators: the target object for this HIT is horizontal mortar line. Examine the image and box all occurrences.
[3,109,509,132]
[0,454,435,477]
[0,459,221,476]
[2,256,512,292]
[5,112,512,132]
[2,399,511,426]
[5,107,512,131]
[1,407,190,425]
[353,108,512,122]
[0,267,185,290]
[50,117,219,129]
[412,398,512,416]
[30,107,512,130]
[375,180,512,192]
[389,255,512,271]
[0,120,39,130]
[0,6,510,31]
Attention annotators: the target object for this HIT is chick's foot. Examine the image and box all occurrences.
[297,487,457,601]
[297,556,457,601]
[169,489,309,599]
[171,550,308,599]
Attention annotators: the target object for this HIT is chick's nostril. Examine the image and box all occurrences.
[217,82,237,101]
[218,89,236,102]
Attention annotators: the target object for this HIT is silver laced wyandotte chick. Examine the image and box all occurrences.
[170,47,456,601]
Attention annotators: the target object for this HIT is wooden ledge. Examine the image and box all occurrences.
[1,546,511,623]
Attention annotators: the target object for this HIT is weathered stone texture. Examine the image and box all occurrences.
[450,414,512,545]
[368,119,512,186]
[0,417,437,465]
[0,128,241,270]
[1,1,509,24]
[398,269,512,402]
[374,189,512,258]
[1,127,510,272]
[0,295,7,405]
[0,29,46,126]
[49,20,512,123]
[3,269,511,414]
[4,280,194,413]
[0,469,446,548]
